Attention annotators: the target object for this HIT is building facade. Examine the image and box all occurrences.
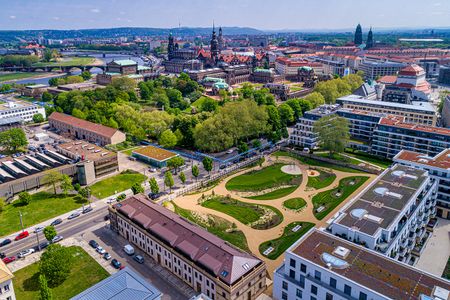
[0,260,15,300]
[0,97,46,123]
[358,60,407,80]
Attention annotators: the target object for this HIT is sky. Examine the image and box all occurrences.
[0,0,449,31]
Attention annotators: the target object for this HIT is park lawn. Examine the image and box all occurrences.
[90,171,146,198]
[312,176,370,220]
[246,186,298,200]
[259,222,315,260]
[186,96,215,111]
[272,151,363,173]
[307,170,336,189]
[225,163,301,192]
[173,203,249,251]
[344,150,392,169]
[0,72,48,82]
[0,192,87,236]
[32,57,96,67]
[13,246,109,300]
[283,198,307,211]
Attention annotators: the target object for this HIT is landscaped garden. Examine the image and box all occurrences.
[312,176,369,220]
[259,221,315,260]
[13,246,109,300]
[283,198,307,211]
[344,149,392,169]
[172,202,249,251]
[306,169,336,189]
[90,170,146,198]
[246,186,298,200]
[199,195,283,229]
[0,192,87,236]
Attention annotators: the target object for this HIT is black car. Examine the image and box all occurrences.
[0,239,11,247]
[111,258,121,269]
[34,241,50,251]
[50,218,63,226]
[148,192,166,200]
[0,252,5,259]
[89,240,99,249]
[82,206,93,214]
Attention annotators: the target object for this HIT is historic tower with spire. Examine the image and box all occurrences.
[218,27,225,50]
[168,32,175,60]
[366,27,374,49]
[354,23,363,45]
[210,24,220,65]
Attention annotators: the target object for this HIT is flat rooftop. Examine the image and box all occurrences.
[57,141,115,161]
[379,116,450,136]
[132,146,177,162]
[394,149,450,170]
[290,229,450,299]
[334,164,428,236]
[0,97,39,111]
[337,95,436,113]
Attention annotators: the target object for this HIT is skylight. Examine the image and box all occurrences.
[321,253,349,269]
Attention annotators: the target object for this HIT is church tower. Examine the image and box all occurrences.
[354,24,363,45]
[168,32,175,60]
[366,27,374,49]
[210,24,220,64]
[218,27,225,50]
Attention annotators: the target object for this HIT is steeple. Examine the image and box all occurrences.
[218,26,224,50]
[210,22,220,64]
[366,27,374,49]
[168,32,175,60]
[354,23,363,45]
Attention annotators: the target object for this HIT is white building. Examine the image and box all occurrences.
[273,229,450,300]
[0,260,15,300]
[0,97,46,123]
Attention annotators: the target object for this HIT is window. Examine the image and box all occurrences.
[290,258,296,268]
[310,285,317,295]
[359,292,368,300]
[282,292,288,300]
[296,289,302,298]
[330,277,337,288]
[282,281,288,290]
[300,263,307,273]
[314,270,321,281]
[299,275,305,288]
[326,293,333,300]
[4,284,9,292]
[344,284,352,296]
[310,297,317,300]
[289,269,296,279]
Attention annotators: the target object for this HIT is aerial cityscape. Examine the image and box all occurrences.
[0,1,450,299]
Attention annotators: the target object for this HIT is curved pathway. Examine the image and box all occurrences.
[172,155,377,273]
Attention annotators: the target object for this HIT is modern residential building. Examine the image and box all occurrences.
[70,267,162,300]
[0,96,46,123]
[394,149,450,220]
[273,229,450,300]
[438,65,450,85]
[0,260,15,300]
[109,194,267,300]
[329,164,437,265]
[358,60,407,80]
[48,112,126,146]
[442,95,450,128]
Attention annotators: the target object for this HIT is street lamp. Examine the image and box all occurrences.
[18,211,24,232]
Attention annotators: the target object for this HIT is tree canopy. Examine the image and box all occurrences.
[314,115,350,156]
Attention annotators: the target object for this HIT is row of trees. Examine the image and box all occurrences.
[313,74,363,103]
[0,55,39,67]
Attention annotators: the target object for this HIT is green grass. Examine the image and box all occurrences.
[316,152,361,165]
[32,57,96,67]
[283,198,307,211]
[443,257,450,280]
[90,171,146,199]
[225,163,301,192]
[307,170,336,189]
[246,186,298,200]
[201,196,283,229]
[259,222,315,260]
[344,149,392,169]
[121,146,142,156]
[272,151,364,173]
[312,176,370,220]
[0,72,51,82]
[13,246,109,300]
[172,203,249,251]
[0,192,87,236]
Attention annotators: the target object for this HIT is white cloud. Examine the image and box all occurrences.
[90,8,100,13]
[9,15,16,19]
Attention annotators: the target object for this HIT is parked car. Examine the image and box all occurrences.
[34,226,44,233]
[96,246,106,254]
[149,168,157,173]
[103,253,111,260]
[50,218,63,226]
[68,212,80,220]
[82,207,93,214]
[133,255,144,264]
[219,164,226,169]
[148,192,166,200]
[123,244,135,256]
[111,259,121,269]
[34,241,50,251]
[18,248,35,258]
[0,252,5,259]
[15,231,29,241]
[89,240,99,249]
[0,239,12,247]
[51,236,63,243]
[2,256,16,264]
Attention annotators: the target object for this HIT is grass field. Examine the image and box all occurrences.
[32,57,96,67]
[307,170,336,189]
[185,96,216,112]
[316,152,361,166]
[13,246,109,300]
[344,149,392,169]
[90,171,146,199]
[283,198,307,211]
[0,192,87,236]
[173,203,249,251]
[0,72,51,82]
[246,186,298,200]
[201,196,283,229]
[259,222,315,260]
[312,176,370,220]
[121,146,142,156]
[225,163,301,192]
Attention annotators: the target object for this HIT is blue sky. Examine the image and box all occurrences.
[1,0,449,30]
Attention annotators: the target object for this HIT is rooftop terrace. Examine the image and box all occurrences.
[394,149,450,170]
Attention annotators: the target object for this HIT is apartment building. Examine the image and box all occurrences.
[273,229,450,300]
[394,149,450,220]
[108,194,267,300]
[0,260,15,300]
[358,60,407,80]
[330,164,437,265]
[0,97,45,123]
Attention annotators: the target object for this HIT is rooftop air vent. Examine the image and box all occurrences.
[333,246,350,259]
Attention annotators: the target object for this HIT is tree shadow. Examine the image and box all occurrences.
[22,272,40,292]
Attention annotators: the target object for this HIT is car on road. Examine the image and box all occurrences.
[103,253,111,260]
[89,240,98,249]
[96,246,106,254]
[15,231,29,241]
[111,258,121,269]
[34,226,44,233]
[51,236,63,243]
[219,164,226,169]
[2,256,16,264]
[68,212,80,219]
[106,199,115,204]
[17,248,35,258]
[50,218,63,226]
[0,239,12,247]
[0,252,5,259]
[34,241,50,251]
[133,255,144,264]
[148,192,167,200]
[82,206,93,214]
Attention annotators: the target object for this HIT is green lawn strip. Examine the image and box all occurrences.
[246,186,298,200]
[272,151,363,173]
[443,257,450,280]
[316,152,361,165]
[0,72,47,82]
[13,246,109,300]
[344,150,392,169]
[283,198,307,211]
[312,176,369,220]
[32,57,96,67]
[121,146,142,156]
[225,163,301,192]
[0,192,87,236]
[200,196,283,229]
[306,170,336,189]
[172,203,249,251]
[259,222,315,260]
[90,171,146,198]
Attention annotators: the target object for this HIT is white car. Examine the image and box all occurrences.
[51,235,63,243]
[226,149,234,154]
[18,248,35,258]
[107,198,116,204]
[68,212,80,220]
[34,226,44,233]
[96,246,106,254]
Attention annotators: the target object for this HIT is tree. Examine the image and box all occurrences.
[192,165,199,181]
[202,156,213,174]
[131,182,144,195]
[164,171,174,192]
[73,183,81,192]
[278,103,295,126]
[0,128,28,152]
[112,77,137,92]
[117,193,126,201]
[43,170,63,194]
[60,174,73,196]
[42,91,53,102]
[200,97,218,112]
[81,71,92,81]
[314,115,350,156]
[158,129,178,148]
[79,186,91,202]
[38,274,53,300]
[33,113,45,123]
[237,142,249,154]
[166,156,185,173]
[179,171,186,185]
[149,177,159,194]
[66,76,83,84]
[18,191,31,206]
[39,244,72,287]
[43,50,53,62]
[44,226,57,242]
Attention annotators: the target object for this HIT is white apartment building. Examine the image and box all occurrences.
[273,229,450,300]
[0,97,46,123]
[0,261,15,300]
[329,164,437,266]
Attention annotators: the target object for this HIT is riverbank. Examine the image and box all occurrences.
[0,72,63,84]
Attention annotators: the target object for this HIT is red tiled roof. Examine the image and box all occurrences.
[49,112,120,139]
[377,75,397,84]
[399,64,424,76]
[395,149,450,170]
[379,116,450,135]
